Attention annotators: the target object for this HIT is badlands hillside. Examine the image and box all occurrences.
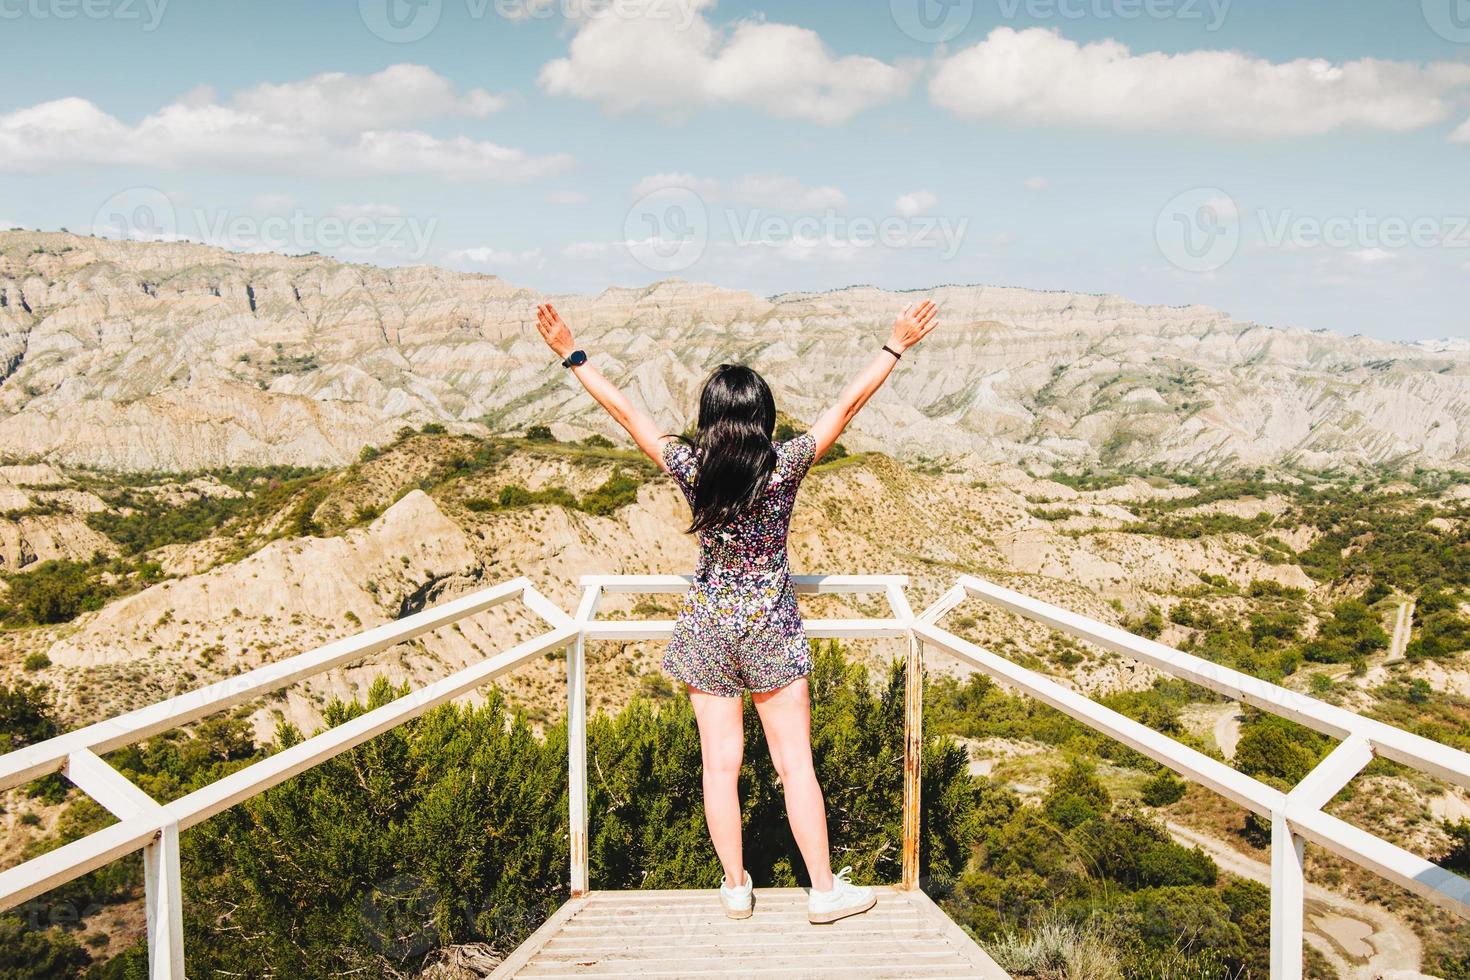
[2,231,1468,473]
[2,429,1469,975]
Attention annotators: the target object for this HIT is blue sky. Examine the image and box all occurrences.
[1,0,1467,342]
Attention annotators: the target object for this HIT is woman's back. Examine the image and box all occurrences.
[661,432,817,696]
[663,432,816,587]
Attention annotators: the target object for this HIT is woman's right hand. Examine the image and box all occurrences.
[535,303,576,360]
[887,300,940,353]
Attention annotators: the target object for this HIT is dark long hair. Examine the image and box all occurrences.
[684,364,778,533]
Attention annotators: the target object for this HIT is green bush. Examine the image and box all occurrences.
[0,680,59,753]
[524,424,555,442]
[1234,716,1330,784]
[1140,771,1187,807]
[13,644,981,979]
[580,474,641,516]
[1301,600,1389,664]
[23,652,52,671]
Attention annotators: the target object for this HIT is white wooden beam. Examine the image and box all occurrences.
[1270,812,1305,980]
[568,585,600,897]
[914,621,1284,817]
[955,575,1470,792]
[162,625,576,831]
[0,578,534,791]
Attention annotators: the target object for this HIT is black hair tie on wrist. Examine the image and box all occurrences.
[882,345,902,360]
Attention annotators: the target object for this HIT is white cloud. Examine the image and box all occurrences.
[330,203,403,219]
[251,193,296,212]
[561,240,618,259]
[445,245,547,269]
[632,172,846,211]
[1452,118,1470,143]
[232,64,506,135]
[894,191,938,216]
[1204,195,1240,221]
[1349,247,1396,265]
[1024,176,1049,192]
[0,67,566,181]
[539,1,910,125]
[930,27,1470,138]
[731,175,845,210]
[632,172,721,198]
[546,190,590,205]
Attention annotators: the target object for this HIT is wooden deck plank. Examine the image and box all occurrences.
[492,887,1010,979]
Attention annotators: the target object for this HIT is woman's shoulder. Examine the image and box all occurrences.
[775,432,816,476]
[662,438,698,485]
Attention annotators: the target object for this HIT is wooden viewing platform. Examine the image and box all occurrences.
[4,573,1470,978]
[489,886,1010,978]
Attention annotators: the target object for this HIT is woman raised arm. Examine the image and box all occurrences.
[808,300,939,461]
[534,302,671,473]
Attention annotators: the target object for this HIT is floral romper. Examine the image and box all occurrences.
[661,433,818,697]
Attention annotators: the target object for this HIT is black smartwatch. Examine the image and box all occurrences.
[561,349,587,368]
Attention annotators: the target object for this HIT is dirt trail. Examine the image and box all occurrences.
[1166,822,1428,979]
[1387,599,1414,664]
[1213,706,1243,760]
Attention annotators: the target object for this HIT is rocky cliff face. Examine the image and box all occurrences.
[2,231,1466,472]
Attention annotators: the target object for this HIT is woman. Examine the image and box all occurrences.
[532,299,941,923]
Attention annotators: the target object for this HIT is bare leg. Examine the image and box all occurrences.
[752,678,834,891]
[688,686,746,889]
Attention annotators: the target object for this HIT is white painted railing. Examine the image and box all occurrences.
[914,575,1470,980]
[2,571,1468,980]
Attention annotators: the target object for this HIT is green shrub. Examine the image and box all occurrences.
[22,652,51,672]
[1140,771,1186,807]
[4,561,102,625]
[524,424,555,442]
[580,474,641,516]
[1301,600,1389,664]
[0,680,58,754]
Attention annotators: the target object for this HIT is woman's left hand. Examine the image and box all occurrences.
[535,303,576,359]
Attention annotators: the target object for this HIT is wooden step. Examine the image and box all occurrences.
[488,887,1010,979]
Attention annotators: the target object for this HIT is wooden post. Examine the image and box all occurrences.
[1270,812,1305,980]
[901,632,923,891]
[568,586,600,897]
[143,820,186,978]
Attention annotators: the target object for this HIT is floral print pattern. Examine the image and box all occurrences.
[661,433,817,697]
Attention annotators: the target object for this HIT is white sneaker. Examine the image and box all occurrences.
[807,866,876,924]
[719,869,753,919]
